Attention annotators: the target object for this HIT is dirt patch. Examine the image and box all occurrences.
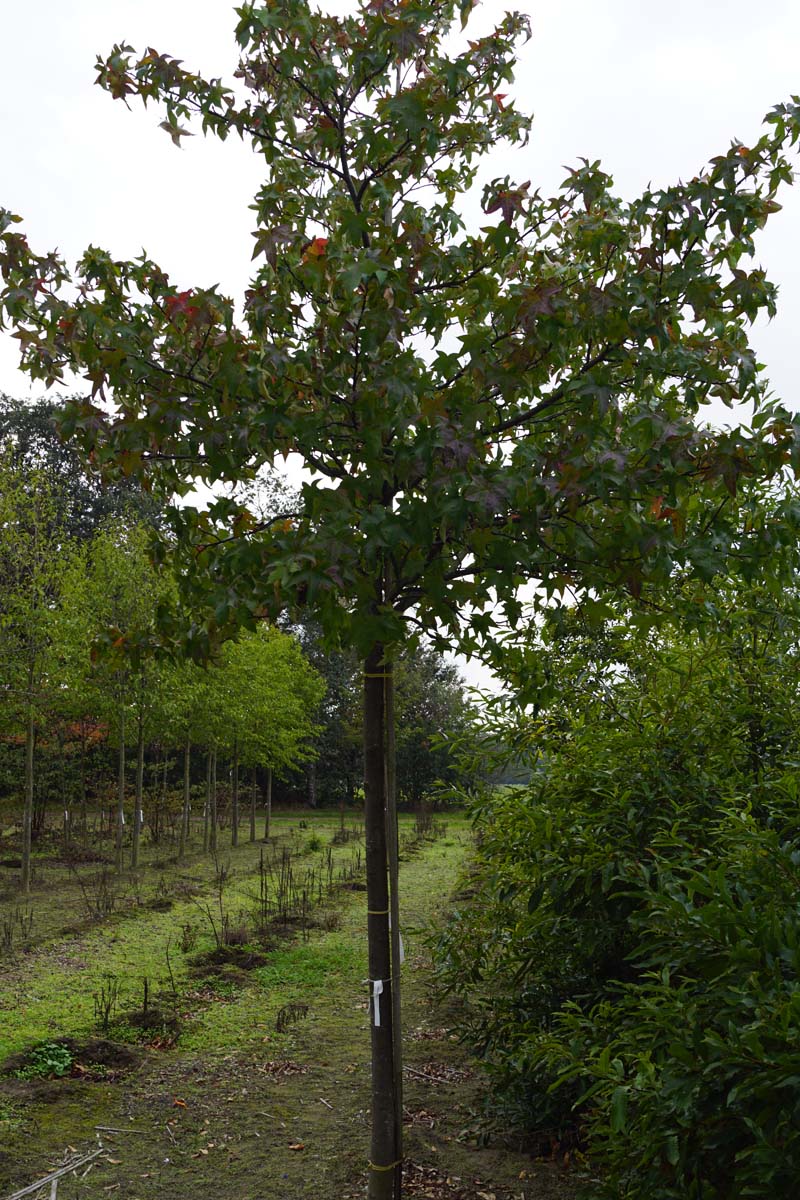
[189,944,269,975]
[1,1037,140,1078]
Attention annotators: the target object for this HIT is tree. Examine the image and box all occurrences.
[0,394,161,542]
[222,624,325,841]
[393,646,472,810]
[0,456,70,891]
[3,3,800,1191]
[58,523,163,870]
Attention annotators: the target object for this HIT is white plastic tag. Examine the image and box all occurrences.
[372,979,384,1027]
[389,913,406,965]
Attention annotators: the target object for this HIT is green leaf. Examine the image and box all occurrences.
[610,1086,628,1134]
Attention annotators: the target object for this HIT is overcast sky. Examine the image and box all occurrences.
[1,1,798,684]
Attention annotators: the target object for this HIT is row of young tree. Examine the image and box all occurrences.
[0,397,474,893]
[0,448,325,886]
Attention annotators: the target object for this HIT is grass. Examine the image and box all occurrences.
[0,813,576,1199]
[0,812,368,1059]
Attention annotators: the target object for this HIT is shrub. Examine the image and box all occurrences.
[435,764,800,1196]
[542,812,800,1198]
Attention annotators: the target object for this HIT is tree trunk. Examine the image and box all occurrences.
[210,746,218,854]
[249,767,257,843]
[21,700,35,895]
[58,733,70,853]
[203,748,211,853]
[132,710,144,870]
[116,707,126,872]
[384,662,403,1200]
[308,760,317,808]
[364,645,396,1199]
[79,725,88,848]
[263,766,273,842]
[231,737,239,848]
[179,737,190,860]
[156,745,168,845]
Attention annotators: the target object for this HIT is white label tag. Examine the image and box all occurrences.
[389,913,405,966]
[372,979,384,1027]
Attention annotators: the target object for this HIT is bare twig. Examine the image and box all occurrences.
[93,1126,147,1136]
[403,1065,444,1085]
[5,1149,104,1200]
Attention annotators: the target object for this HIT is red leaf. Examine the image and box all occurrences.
[302,237,328,263]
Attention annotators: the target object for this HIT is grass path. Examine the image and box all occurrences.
[0,821,573,1200]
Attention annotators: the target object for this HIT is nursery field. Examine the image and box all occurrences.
[0,812,572,1200]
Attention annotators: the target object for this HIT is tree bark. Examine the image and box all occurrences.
[384,662,403,1200]
[308,760,317,808]
[79,724,88,847]
[210,746,218,854]
[263,766,272,842]
[21,699,35,895]
[364,644,395,1199]
[249,766,257,843]
[203,748,211,853]
[132,709,144,870]
[231,737,239,848]
[179,736,190,860]
[116,707,126,872]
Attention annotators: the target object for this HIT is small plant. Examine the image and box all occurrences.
[317,907,342,933]
[93,972,121,1032]
[305,834,323,853]
[275,1001,309,1033]
[0,905,34,956]
[178,921,197,953]
[73,866,117,921]
[0,1098,23,1132]
[16,1041,73,1080]
[331,821,363,845]
[222,913,251,947]
[212,854,230,889]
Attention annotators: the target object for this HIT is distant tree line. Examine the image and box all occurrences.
[0,396,475,891]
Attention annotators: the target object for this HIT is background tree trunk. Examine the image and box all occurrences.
[21,699,35,895]
[179,736,190,860]
[131,709,144,869]
[249,766,257,843]
[231,737,239,848]
[210,746,218,854]
[263,766,272,842]
[203,748,211,853]
[116,707,126,872]
[79,728,88,847]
